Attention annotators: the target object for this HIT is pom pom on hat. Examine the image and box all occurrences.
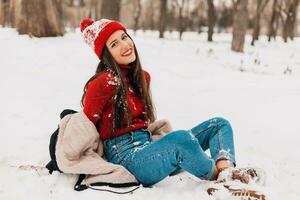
[80,18,94,32]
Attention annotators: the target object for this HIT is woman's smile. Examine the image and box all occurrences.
[122,48,133,56]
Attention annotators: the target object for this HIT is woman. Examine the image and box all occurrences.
[80,18,259,187]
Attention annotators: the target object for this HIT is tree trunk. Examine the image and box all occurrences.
[149,3,155,30]
[231,0,248,52]
[88,0,101,20]
[15,0,64,37]
[8,0,16,27]
[100,0,120,20]
[159,0,167,38]
[282,0,299,42]
[167,2,176,32]
[0,0,10,26]
[79,0,84,7]
[207,0,216,42]
[68,0,74,6]
[251,0,260,45]
[133,0,142,33]
[178,0,186,40]
[64,1,82,32]
[291,0,300,39]
[268,0,279,41]
[251,0,269,46]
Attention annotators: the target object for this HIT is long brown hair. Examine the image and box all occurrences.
[81,35,156,136]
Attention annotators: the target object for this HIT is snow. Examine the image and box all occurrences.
[1,27,300,199]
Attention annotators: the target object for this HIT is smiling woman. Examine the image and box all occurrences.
[106,30,136,65]
[80,18,154,140]
[77,18,265,197]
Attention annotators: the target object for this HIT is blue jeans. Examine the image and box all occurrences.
[103,117,235,187]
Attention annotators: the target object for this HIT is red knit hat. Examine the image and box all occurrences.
[80,18,127,59]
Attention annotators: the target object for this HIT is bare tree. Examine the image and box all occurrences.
[133,0,142,33]
[251,0,269,46]
[8,0,16,27]
[101,0,121,20]
[88,0,101,20]
[148,2,156,30]
[175,0,186,40]
[68,0,74,6]
[166,0,177,32]
[231,0,248,52]
[206,0,216,41]
[196,0,206,34]
[217,3,233,33]
[268,0,282,41]
[0,0,10,26]
[64,0,76,31]
[63,0,89,31]
[79,0,84,7]
[159,0,167,38]
[13,0,64,37]
[281,0,299,42]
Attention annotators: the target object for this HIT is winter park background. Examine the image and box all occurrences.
[0,26,300,199]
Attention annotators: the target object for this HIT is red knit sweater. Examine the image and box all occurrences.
[83,65,150,141]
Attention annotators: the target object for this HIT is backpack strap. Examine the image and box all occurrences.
[74,174,140,194]
[74,174,88,191]
[87,184,140,194]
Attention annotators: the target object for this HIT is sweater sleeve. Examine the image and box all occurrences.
[143,70,151,86]
[83,72,118,125]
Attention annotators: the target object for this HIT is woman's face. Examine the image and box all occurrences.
[106,30,136,65]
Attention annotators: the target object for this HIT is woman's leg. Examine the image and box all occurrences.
[189,117,236,166]
[122,130,216,187]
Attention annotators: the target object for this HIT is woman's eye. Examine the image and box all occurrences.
[122,35,128,40]
[111,42,117,48]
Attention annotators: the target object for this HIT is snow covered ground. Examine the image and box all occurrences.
[0,27,299,200]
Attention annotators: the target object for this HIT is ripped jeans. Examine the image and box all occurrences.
[103,117,235,187]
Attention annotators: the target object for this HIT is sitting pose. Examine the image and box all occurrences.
[79,18,261,188]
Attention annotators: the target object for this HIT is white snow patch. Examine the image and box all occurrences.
[1,28,300,199]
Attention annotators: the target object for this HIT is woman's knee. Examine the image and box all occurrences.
[169,130,198,148]
[210,117,232,128]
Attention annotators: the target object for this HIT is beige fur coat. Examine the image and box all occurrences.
[55,111,172,185]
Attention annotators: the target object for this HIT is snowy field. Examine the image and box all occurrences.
[0,27,300,200]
